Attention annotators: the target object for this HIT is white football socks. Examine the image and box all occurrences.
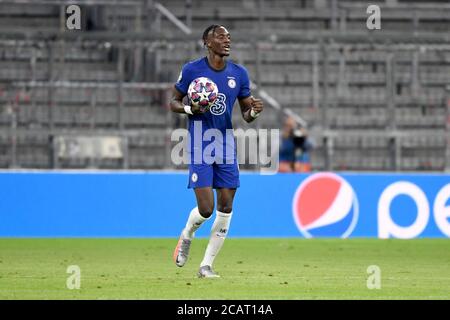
[182,207,209,240]
[200,210,232,268]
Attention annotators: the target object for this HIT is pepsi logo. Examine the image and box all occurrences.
[292,172,359,238]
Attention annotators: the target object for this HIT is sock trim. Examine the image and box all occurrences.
[216,210,232,218]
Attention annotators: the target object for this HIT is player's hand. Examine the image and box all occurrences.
[190,103,201,114]
[251,97,263,114]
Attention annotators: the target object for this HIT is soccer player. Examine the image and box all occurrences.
[170,25,264,278]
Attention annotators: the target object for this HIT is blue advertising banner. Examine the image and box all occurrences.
[0,171,449,238]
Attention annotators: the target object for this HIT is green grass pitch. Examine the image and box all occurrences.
[0,238,449,299]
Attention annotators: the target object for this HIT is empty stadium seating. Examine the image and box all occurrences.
[0,0,449,171]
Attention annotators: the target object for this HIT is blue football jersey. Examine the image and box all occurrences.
[175,57,251,164]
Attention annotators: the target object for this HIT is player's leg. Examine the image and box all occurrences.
[185,187,215,238]
[198,188,236,278]
[174,165,214,267]
[198,163,239,278]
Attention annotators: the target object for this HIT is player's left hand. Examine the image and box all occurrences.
[251,97,263,114]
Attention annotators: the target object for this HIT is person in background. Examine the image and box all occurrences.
[279,116,313,173]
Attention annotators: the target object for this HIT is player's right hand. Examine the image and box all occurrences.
[190,103,201,114]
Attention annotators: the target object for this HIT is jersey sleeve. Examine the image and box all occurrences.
[238,65,251,99]
[174,63,192,95]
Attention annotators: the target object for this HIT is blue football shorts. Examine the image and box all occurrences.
[188,162,240,189]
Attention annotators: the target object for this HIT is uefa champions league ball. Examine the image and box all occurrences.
[187,77,218,113]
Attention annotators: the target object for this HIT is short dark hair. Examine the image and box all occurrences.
[202,24,223,46]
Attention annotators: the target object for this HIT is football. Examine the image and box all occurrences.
[187,77,218,113]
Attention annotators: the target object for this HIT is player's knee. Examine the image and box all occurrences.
[198,204,214,218]
[217,205,233,214]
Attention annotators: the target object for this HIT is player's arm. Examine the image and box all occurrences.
[169,86,201,115]
[239,95,264,123]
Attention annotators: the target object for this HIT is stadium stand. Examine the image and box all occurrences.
[0,0,449,171]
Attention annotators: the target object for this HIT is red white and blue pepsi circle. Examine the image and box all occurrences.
[292,172,359,238]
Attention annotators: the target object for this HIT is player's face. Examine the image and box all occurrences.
[209,27,231,57]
